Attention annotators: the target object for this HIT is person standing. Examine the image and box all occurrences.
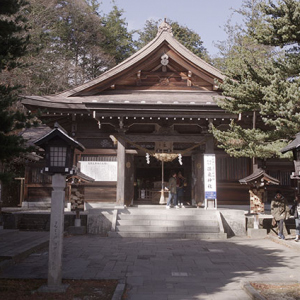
[176,171,185,207]
[165,170,178,209]
[290,195,300,242]
[271,190,290,239]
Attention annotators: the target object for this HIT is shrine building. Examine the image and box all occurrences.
[21,20,294,209]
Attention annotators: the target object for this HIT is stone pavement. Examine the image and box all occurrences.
[0,229,49,271]
[1,230,300,300]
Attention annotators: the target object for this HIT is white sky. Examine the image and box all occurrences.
[99,0,245,56]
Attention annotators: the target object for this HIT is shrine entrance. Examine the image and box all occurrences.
[133,155,192,205]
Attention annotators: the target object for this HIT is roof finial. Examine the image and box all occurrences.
[157,18,173,36]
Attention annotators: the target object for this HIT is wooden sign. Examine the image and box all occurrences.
[79,161,117,181]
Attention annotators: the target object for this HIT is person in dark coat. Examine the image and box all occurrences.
[176,171,185,207]
[271,190,290,239]
[165,170,178,209]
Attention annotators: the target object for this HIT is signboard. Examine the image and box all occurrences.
[204,154,217,199]
[79,161,117,181]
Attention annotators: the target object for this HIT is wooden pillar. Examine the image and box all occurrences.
[192,152,204,206]
[24,165,30,202]
[205,134,214,153]
[117,138,126,205]
[125,153,135,206]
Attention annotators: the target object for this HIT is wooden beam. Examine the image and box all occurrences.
[117,134,207,143]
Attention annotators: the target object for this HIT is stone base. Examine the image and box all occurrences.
[67,226,86,235]
[37,283,69,293]
[247,228,267,238]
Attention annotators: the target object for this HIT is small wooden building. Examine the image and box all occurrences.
[21,21,294,208]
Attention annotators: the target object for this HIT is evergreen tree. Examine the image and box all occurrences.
[11,0,115,95]
[100,4,135,65]
[0,0,33,181]
[134,19,159,50]
[254,0,300,140]
[211,0,297,159]
[135,18,209,61]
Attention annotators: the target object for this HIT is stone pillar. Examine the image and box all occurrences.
[39,173,68,293]
[117,138,126,205]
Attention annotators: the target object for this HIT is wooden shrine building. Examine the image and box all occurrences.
[21,20,294,209]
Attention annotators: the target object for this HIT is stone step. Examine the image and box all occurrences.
[118,214,217,221]
[117,219,219,226]
[115,225,220,233]
[109,208,226,239]
[108,231,227,239]
[119,208,216,216]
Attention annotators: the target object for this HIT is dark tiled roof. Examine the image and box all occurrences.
[20,125,52,147]
[280,133,300,154]
[239,168,279,185]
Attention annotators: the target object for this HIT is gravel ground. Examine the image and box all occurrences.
[0,278,119,300]
[251,282,300,300]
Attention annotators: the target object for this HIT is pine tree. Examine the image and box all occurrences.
[211,0,299,159]
[0,0,32,182]
[100,4,135,65]
[254,0,300,140]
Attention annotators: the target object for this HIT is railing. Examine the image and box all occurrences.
[139,189,151,199]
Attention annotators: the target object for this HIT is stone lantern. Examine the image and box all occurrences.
[35,123,84,175]
[34,123,84,292]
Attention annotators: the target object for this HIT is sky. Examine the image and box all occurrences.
[99,0,246,57]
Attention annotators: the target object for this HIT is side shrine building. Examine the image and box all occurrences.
[21,21,294,209]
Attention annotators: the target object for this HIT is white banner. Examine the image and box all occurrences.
[204,154,217,199]
[79,161,117,181]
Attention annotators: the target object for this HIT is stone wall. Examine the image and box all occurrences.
[220,210,247,237]
[87,209,114,236]
[2,212,87,231]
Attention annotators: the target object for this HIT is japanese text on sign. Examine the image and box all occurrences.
[204,154,216,199]
[79,161,117,181]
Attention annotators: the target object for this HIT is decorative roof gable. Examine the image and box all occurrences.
[59,20,225,97]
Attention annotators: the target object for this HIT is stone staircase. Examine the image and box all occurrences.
[108,207,227,239]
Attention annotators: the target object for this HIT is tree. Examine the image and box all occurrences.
[134,19,159,50]
[211,0,298,160]
[10,0,115,95]
[100,4,135,65]
[135,18,209,61]
[0,0,33,182]
[254,0,300,140]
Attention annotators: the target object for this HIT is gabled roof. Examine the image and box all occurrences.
[280,132,300,154]
[58,20,225,97]
[239,168,279,185]
[34,123,85,151]
[22,21,228,117]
